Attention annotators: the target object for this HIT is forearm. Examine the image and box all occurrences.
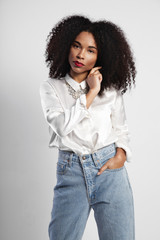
[40,82,91,138]
[45,95,90,137]
[111,90,132,162]
[86,89,98,109]
[115,147,127,163]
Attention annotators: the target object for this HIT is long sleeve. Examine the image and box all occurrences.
[39,81,91,138]
[111,90,132,162]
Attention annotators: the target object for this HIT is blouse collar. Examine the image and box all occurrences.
[65,73,87,91]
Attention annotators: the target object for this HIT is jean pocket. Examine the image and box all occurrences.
[104,165,125,172]
[56,161,69,175]
[100,150,125,172]
[57,152,71,175]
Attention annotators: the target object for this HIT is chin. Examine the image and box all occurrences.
[72,65,90,72]
[71,68,86,74]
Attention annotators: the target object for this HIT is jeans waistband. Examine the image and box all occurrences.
[58,143,116,162]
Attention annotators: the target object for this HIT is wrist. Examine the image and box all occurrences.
[115,147,126,162]
[89,88,99,95]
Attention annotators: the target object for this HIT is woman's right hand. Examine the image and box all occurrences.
[86,66,103,93]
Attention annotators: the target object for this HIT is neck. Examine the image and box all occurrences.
[69,70,88,83]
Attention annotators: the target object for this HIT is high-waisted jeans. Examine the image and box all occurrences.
[48,143,135,240]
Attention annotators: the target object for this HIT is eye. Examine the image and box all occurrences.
[72,44,80,48]
[88,49,94,53]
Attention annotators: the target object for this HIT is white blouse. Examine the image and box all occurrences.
[39,73,132,162]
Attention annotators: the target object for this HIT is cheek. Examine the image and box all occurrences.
[68,51,72,60]
[68,50,76,65]
[87,56,97,67]
[69,47,76,57]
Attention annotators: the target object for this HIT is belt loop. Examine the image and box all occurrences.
[69,153,73,167]
[91,152,99,167]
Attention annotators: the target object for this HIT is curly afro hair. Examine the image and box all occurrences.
[45,14,136,96]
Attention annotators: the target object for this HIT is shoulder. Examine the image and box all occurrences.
[39,77,65,94]
[104,86,121,99]
[103,87,124,110]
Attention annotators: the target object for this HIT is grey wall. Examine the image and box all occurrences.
[0,0,160,239]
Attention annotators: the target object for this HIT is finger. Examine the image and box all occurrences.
[91,72,103,82]
[92,66,102,70]
[93,69,101,74]
[99,74,103,82]
[89,71,101,77]
[89,66,102,75]
[97,164,109,175]
[90,71,100,76]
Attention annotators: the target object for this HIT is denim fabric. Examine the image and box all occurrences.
[48,143,135,240]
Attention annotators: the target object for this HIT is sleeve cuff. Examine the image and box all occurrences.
[115,142,132,163]
[79,94,87,108]
[79,94,91,118]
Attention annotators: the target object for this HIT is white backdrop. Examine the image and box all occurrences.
[0,0,160,239]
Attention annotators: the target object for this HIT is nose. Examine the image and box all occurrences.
[77,49,85,59]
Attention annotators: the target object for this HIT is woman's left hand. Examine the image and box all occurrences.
[97,148,126,175]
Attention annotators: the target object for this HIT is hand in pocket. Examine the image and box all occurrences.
[97,155,125,175]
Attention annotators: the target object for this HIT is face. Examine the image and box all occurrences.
[68,31,98,76]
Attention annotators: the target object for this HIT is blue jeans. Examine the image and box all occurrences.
[48,143,135,240]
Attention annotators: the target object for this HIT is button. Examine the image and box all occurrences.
[82,156,86,160]
[92,195,95,200]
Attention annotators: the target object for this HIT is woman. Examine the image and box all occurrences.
[40,14,136,240]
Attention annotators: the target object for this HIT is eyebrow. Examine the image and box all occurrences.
[73,40,97,50]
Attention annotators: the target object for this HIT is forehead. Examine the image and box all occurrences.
[74,31,97,47]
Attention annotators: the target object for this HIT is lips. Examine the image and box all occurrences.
[73,61,84,67]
